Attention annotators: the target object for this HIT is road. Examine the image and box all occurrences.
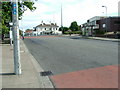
[23,36,118,75]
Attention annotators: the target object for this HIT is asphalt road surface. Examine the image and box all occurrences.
[23,36,118,75]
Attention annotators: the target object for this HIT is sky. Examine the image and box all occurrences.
[19,0,120,31]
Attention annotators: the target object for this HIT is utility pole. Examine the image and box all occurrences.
[61,4,63,34]
[12,0,21,75]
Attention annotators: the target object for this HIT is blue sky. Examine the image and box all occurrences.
[19,0,119,31]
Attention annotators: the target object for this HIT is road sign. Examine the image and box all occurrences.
[13,3,17,15]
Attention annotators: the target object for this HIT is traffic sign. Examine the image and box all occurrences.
[13,3,17,15]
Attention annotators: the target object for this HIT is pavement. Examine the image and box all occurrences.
[62,34,120,42]
[1,38,54,89]
[87,36,119,42]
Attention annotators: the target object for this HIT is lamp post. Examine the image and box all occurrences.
[102,5,107,38]
[102,5,107,17]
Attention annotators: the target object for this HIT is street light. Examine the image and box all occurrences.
[102,5,107,38]
[102,5,107,17]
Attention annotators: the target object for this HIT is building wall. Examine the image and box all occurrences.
[81,16,120,37]
[36,26,59,32]
[100,17,120,32]
[35,23,62,35]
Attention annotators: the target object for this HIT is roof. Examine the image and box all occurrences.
[25,30,33,33]
[36,23,59,27]
[88,16,106,22]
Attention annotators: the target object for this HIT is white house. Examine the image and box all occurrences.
[34,22,62,35]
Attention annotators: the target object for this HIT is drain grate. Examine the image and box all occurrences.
[40,71,53,76]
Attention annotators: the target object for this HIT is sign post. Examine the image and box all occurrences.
[12,0,21,75]
[9,27,13,46]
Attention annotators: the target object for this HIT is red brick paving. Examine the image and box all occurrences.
[50,65,119,88]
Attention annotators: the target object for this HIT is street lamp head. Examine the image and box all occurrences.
[102,5,107,8]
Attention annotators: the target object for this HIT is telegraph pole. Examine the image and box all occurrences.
[12,0,21,75]
[61,4,63,34]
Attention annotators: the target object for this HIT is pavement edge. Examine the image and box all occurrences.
[21,39,54,88]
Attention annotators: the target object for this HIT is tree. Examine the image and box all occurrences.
[63,27,69,31]
[59,27,69,34]
[0,1,36,35]
[59,27,69,31]
[69,21,79,31]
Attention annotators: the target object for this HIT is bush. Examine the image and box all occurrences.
[64,32,69,34]
[64,31,82,35]
[95,30,105,35]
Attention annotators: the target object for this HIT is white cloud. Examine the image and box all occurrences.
[19,0,119,30]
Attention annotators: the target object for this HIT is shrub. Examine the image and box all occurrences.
[95,30,105,35]
[64,31,82,35]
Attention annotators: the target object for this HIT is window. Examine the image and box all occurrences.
[114,21,120,25]
[96,20,100,24]
[102,24,106,28]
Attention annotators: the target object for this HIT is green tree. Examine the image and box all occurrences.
[63,27,69,31]
[69,21,79,31]
[0,2,36,35]
[59,27,69,34]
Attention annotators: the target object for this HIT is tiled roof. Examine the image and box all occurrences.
[25,30,33,33]
[36,23,58,27]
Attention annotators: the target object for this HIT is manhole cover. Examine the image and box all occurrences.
[40,71,53,76]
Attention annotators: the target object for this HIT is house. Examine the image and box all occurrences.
[34,22,62,35]
[25,29,34,36]
[81,16,120,37]
[81,16,105,36]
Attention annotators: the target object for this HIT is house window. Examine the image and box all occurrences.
[45,28,46,30]
[56,28,57,30]
[102,24,106,28]
[114,21,120,25]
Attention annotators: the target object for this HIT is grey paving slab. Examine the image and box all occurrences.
[1,39,54,88]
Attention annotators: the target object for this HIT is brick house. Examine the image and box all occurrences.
[99,17,120,32]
